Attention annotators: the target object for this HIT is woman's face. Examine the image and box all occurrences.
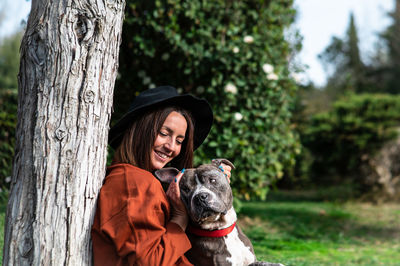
[151,111,188,170]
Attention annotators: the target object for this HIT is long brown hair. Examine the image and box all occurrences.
[114,106,194,171]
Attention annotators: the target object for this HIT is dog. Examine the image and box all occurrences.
[155,159,284,266]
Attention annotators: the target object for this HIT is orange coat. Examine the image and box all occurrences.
[91,163,192,266]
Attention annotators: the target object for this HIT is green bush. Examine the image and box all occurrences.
[116,0,299,199]
[0,88,17,189]
[0,30,23,190]
[301,93,400,183]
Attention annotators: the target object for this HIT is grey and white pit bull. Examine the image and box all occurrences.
[155,159,284,266]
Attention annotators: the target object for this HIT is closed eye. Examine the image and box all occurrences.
[159,131,168,137]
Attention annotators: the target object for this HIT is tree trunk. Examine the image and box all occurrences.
[3,0,125,264]
[360,128,400,203]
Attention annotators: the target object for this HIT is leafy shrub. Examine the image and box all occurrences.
[0,88,17,189]
[0,30,23,190]
[301,93,400,183]
[115,0,299,199]
[0,31,22,90]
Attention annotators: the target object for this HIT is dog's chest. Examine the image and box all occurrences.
[224,227,256,265]
[186,227,256,266]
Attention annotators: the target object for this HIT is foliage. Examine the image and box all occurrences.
[318,3,400,95]
[300,93,400,183]
[0,88,17,189]
[286,3,400,191]
[0,31,22,89]
[0,31,22,189]
[116,0,300,199]
[375,0,400,94]
[318,13,367,95]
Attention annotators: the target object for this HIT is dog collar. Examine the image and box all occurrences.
[187,222,236,238]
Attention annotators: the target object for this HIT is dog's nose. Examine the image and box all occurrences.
[194,192,209,204]
[199,193,208,200]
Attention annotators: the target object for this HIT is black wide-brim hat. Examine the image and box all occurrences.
[109,86,213,150]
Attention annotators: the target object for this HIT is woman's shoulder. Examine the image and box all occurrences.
[105,163,157,187]
[107,163,150,176]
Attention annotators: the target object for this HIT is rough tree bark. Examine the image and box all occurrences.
[3,0,125,264]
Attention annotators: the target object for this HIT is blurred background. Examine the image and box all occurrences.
[1,0,399,265]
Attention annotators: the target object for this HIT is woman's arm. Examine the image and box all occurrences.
[92,165,192,266]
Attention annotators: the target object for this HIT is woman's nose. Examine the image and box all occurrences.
[164,139,176,151]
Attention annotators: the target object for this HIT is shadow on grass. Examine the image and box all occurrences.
[267,185,359,203]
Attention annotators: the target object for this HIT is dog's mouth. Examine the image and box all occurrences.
[186,189,228,225]
[190,206,227,224]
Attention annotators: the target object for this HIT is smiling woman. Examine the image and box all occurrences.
[91,86,221,265]
[113,106,195,172]
[151,111,188,171]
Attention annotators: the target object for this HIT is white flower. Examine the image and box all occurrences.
[161,53,169,61]
[233,46,240,53]
[234,112,243,121]
[291,72,302,83]
[196,86,205,93]
[243,35,254,43]
[262,63,274,74]
[267,73,279,81]
[149,83,156,89]
[142,76,151,85]
[137,70,146,78]
[224,83,238,94]
[5,176,11,183]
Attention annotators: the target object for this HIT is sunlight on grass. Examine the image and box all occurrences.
[238,200,400,266]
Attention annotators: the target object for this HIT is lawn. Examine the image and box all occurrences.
[1,191,399,265]
[239,192,400,266]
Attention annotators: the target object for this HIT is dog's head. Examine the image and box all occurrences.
[155,159,235,226]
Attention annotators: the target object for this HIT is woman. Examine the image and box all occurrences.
[91,86,231,265]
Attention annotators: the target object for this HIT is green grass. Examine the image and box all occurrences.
[0,195,6,264]
[238,192,400,266]
[0,190,8,264]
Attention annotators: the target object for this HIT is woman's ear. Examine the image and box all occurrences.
[154,167,180,183]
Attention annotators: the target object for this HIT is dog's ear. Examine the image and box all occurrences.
[211,158,235,169]
[154,167,180,184]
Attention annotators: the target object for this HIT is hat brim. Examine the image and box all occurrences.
[108,94,213,151]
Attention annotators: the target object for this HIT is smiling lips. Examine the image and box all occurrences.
[154,150,171,162]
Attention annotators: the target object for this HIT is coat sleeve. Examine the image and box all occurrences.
[95,166,192,266]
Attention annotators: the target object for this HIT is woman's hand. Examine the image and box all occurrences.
[166,170,188,231]
[219,163,232,183]
[212,159,234,183]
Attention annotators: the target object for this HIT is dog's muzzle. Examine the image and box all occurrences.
[190,191,226,223]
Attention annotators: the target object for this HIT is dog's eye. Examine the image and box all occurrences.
[210,178,216,184]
